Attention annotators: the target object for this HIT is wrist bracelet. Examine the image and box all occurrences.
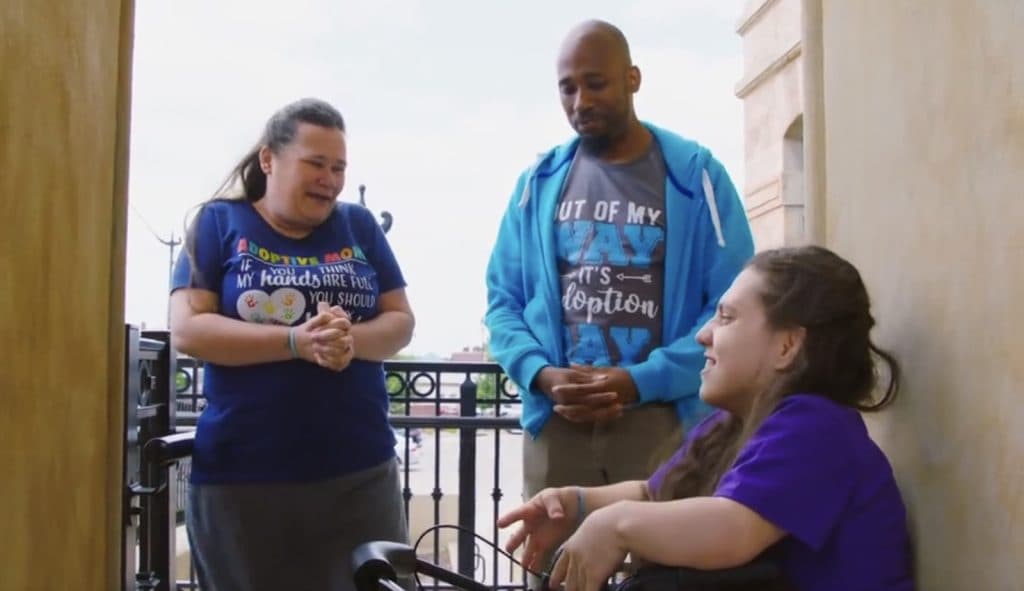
[287,327,299,359]
[575,486,586,525]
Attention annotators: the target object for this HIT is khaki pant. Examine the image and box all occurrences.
[522,403,682,577]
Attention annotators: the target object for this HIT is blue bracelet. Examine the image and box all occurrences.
[575,487,586,525]
[287,327,299,359]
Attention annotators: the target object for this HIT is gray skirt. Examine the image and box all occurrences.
[187,457,409,591]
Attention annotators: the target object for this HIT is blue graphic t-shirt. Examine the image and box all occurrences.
[556,143,667,366]
[171,199,406,484]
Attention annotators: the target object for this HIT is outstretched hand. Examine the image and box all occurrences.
[496,487,578,573]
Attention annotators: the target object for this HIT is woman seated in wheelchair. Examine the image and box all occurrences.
[498,246,915,591]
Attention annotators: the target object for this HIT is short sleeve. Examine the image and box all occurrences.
[357,207,406,294]
[171,204,226,294]
[714,397,857,550]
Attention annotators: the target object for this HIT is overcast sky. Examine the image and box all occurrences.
[125,0,747,357]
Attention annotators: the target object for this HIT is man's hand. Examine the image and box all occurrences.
[568,366,639,406]
[534,366,618,421]
[552,366,639,423]
[532,366,592,398]
[534,365,640,423]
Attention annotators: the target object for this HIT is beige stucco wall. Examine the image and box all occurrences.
[0,1,134,588]
[818,1,1024,587]
[736,0,805,250]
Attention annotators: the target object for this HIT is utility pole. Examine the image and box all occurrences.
[157,232,182,327]
[130,203,182,328]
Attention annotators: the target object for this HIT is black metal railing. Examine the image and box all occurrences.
[123,327,180,591]
[124,327,528,591]
[384,361,524,590]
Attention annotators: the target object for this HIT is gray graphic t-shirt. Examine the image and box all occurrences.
[555,143,667,366]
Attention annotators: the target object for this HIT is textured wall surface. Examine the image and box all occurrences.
[820,1,1024,587]
[0,1,134,588]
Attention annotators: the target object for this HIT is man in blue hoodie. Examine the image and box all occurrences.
[485,19,754,520]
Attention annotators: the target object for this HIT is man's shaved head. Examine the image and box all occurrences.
[558,19,633,68]
[556,20,641,153]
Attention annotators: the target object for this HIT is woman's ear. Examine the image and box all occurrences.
[258,146,273,174]
[775,326,806,371]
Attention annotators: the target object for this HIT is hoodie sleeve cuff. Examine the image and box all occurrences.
[514,353,551,398]
[627,362,663,404]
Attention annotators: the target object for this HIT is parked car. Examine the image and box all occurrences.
[393,428,421,468]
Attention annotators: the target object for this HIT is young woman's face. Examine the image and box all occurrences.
[696,268,800,417]
[260,122,347,230]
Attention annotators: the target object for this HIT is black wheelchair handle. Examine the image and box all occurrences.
[351,541,417,591]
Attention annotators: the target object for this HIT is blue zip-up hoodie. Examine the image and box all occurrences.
[485,123,755,438]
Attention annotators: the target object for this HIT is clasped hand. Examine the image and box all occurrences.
[295,301,354,371]
[534,365,639,422]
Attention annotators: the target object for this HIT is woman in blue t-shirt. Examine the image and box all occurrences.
[497,246,915,591]
[169,98,415,591]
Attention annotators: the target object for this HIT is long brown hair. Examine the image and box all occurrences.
[656,245,901,500]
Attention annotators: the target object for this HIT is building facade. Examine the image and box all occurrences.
[736,0,805,250]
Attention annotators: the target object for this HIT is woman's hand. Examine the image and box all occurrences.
[296,304,354,371]
[548,502,629,591]
[497,487,579,572]
[313,310,355,371]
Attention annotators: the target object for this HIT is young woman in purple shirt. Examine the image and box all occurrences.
[498,245,915,591]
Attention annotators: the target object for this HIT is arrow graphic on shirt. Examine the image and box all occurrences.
[617,273,653,283]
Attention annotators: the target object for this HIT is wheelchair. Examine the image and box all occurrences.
[351,539,793,591]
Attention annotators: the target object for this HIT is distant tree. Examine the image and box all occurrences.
[475,341,499,409]
[386,352,419,415]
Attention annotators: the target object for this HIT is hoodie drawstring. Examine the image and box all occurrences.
[702,168,726,247]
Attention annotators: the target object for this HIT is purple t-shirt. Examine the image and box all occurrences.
[647,395,915,591]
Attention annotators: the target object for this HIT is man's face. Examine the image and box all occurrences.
[556,37,638,150]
